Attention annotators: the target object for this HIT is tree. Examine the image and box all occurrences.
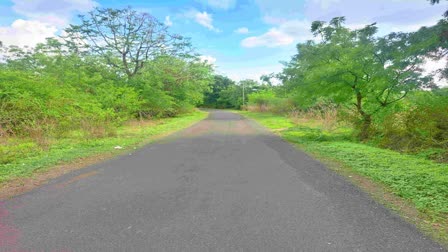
[64,7,192,79]
[214,79,260,109]
[130,56,213,117]
[282,17,432,139]
[217,85,243,109]
[203,75,235,108]
[239,79,261,106]
[260,73,275,86]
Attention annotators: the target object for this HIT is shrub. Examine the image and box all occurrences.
[0,71,116,140]
[379,91,448,160]
[0,142,42,164]
[248,90,296,114]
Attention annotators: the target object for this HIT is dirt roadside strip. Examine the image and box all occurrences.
[0,111,208,200]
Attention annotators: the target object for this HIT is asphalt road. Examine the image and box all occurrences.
[1,110,445,251]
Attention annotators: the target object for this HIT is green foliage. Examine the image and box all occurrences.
[203,75,235,108]
[217,85,243,109]
[94,83,142,122]
[131,56,213,117]
[281,17,433,139]
[0,53,212,137]
[248,90,276,107]
[379,91,448,160]
[0,142,41,165]
[247,90,295,113]
[0,70,113,137]
[214,79,266,109]
[242,16,447,162]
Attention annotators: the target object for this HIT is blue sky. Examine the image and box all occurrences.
[0,0,447,81]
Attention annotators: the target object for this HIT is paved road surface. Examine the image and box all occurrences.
[1,110,445,251]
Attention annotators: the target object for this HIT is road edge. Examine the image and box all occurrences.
[0,111,209,200]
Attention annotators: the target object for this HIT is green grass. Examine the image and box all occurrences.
[0,111,207,183]
[239,111,448,219]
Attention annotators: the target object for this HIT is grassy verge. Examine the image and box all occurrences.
[0,111,208,185]
[239,111,448,245]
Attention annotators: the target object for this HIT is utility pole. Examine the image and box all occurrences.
[242,81,245,108]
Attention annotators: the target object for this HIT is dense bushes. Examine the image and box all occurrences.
[203,75,236,108]
[0,7,214,166]
[247,90,277,111]
[378,91,448,161]
[130,56,213,117]
[0,71,114,138]
[0,55,212,139]
[203,78,269,109]
[0,56,212,164]
[247,90,295,114]
[246,88,448,161]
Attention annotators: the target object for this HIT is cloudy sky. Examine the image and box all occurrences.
[0,0,446,81]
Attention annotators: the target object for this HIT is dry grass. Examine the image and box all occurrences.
[247,104,270,112]
[80,119,117,138]
[0,127,8,145]
[248,101,340,132]
[26,125,51,150]
[125,119,158,128]
[287,105,339,131]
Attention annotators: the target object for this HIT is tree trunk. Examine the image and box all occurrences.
[359,114,372,141]
[354,89,371,140]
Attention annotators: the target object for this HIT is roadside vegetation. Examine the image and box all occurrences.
[0,7,212,183]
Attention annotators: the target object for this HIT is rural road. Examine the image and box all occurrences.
[1,110,445,251]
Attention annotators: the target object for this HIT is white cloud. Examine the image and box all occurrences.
[0,0,98,48]
[12,0,98,27]
[250,0,444,48]
[262,16,288,25]
[242,28,293,48]
[221,64,283,82]
[165,16,173,27]
[199,55,217,65]
[376,19,442,36]
[186,10,221,32]
[234,27,249,34]
[423,58,448,87]
[196,0,236,10]
[254,0,303,21]
[303,0,444,34]
[311,0,342,10]
[244,0,444,48]
[195,12,214,30]
[241,20,311,48]
[0,19,58,47]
